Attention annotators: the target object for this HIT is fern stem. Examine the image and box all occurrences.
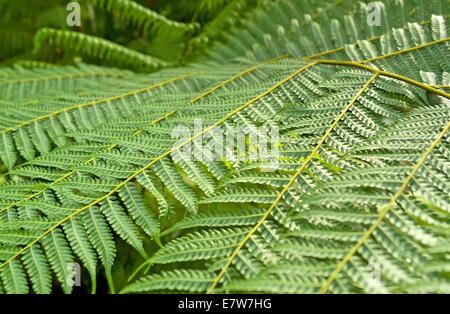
[128,261,152,283]
[91,280,97,295]
[206,72,380,294]
[316,59,450,99]
[189,54,290,104]
[360,37,450,64]
[318,119,450,294]
[106,270,115,294]
[304,15,450,60]
[0,72,124,86]
[431,85,450,89]
[20,100,40,106]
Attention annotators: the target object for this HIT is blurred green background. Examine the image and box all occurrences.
[0,0,257,68]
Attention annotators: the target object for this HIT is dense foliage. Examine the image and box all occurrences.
[0,0,449,294]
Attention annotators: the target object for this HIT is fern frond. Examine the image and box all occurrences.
[0,63,128,100]
[33,28,170,72]
[0,0,449,294]
[89,0,199,36]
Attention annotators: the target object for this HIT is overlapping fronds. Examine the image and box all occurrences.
[0,0,448,294]
[199,0,449,63]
